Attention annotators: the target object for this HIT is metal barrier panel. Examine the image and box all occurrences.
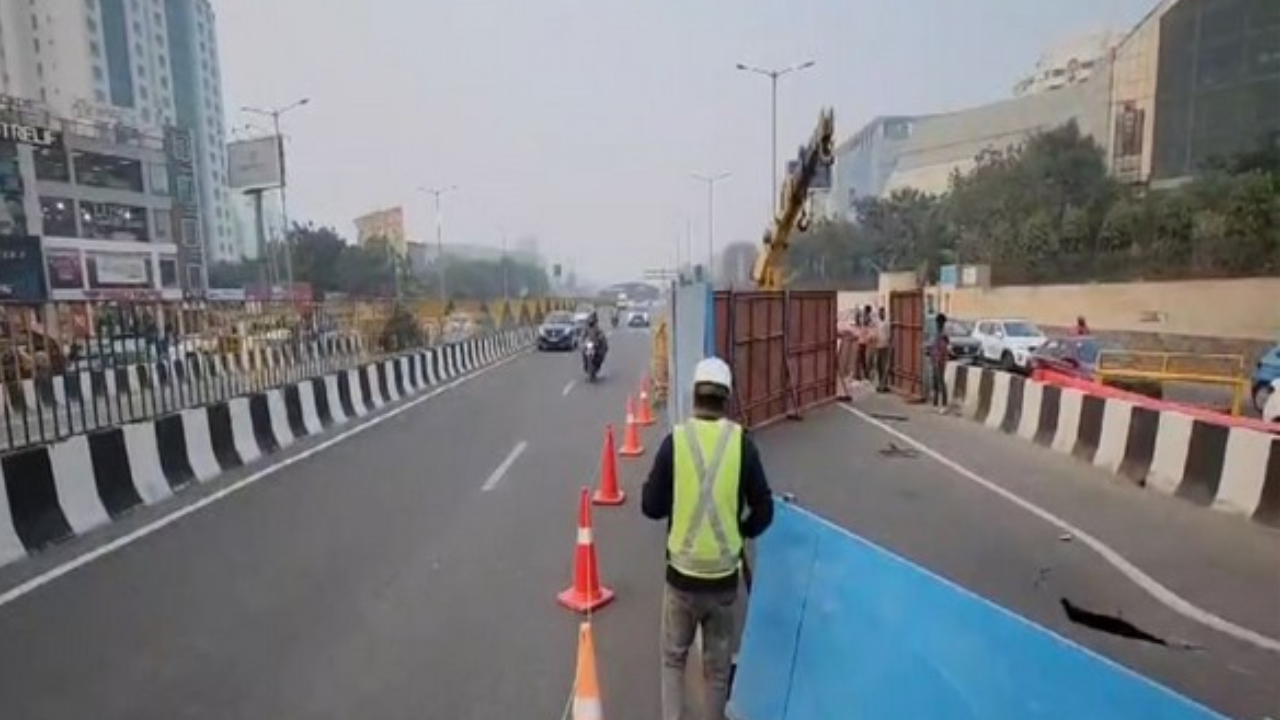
[715,291,838,430]
[889,289,925,401]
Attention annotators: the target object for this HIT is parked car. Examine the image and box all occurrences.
[538,311,579,351]
[972,318,1048,373]
[1029,335,1163,400]
[1264,379,1279,423]
[1251,342,1280,413]
[942,319,981,362]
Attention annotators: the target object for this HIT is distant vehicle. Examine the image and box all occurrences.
[942,319,981,362]
[572,305,594,330]
[538,311,579,352]
[972,318,1047,373]
[1251,342,1280,413]
[1029,336,1163,401]
[627,311,651,328]
[1028,336,1112,380]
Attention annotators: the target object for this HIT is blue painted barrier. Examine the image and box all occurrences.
[728,502,1229,720]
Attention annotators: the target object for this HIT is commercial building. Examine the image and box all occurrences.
[354,206,407,256]
[0,0,233,278]
[1013,31,1125,97]
[884,72,1113,196]
[829,116,921,217]
[1,98,198,302]
[1149,0,1280,182]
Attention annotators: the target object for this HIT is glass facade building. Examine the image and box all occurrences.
[1152,0,1280,179]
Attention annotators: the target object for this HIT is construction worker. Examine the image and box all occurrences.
[642,356,774,720]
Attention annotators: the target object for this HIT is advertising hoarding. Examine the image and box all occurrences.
[227,136,284,190]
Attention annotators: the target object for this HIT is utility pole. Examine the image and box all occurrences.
[242,98,311,290]
[691,171,731,284]
[420,185,458,306]
[735,61,816,218]
[497,224,509,302]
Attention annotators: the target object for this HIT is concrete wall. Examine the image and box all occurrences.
[839,276,1280,362]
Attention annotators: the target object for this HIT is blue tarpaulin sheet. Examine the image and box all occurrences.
[728,502,1229,720]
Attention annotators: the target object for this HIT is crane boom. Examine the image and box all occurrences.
[751,108,836,289]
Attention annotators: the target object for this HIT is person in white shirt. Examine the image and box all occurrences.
[874,307,891,392]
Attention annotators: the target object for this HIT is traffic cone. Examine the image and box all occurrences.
[618,395,645,457]
[570,621,605,720]
[636,382,656,427]
[592,425,626,506]
[558,488,615,613]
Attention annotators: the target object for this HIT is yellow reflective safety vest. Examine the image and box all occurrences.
[667,418,744,579]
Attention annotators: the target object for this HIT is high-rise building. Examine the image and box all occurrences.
[0,0,233,286]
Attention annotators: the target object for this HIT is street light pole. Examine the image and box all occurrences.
[497,224,509,302]
[242,98,311,291]
[420,185,458,306]
[691,171,731,284]
[735,61,816,218]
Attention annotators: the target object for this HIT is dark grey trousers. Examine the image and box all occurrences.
[661,583,737,720]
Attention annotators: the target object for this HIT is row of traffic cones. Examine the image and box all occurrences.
[560,376,662,719]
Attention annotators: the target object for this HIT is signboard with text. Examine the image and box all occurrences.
[228,136,284,190]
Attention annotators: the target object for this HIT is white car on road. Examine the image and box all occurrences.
[1265,379,1280,424]
[972,318,1048,373]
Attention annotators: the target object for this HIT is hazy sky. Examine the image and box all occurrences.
[217,0,1157,285]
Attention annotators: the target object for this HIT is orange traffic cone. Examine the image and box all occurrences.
[558,488,615,613]
[618,395,645,457]
[592,425,625,506]
[570,621,605,720]
[636,382,656,427]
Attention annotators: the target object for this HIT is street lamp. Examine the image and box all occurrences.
[735,60,816,217]
[419,185,458,305]
[496,224,509,302]
[242,97,311,290]
[690,171,731,283]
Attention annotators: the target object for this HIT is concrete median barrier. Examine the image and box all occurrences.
[728,501,1229,720]
[946,363,1280,526]
[0,328,535,572]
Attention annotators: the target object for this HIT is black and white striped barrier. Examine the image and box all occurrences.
[945,363,1280,527]
[0,329,535,569]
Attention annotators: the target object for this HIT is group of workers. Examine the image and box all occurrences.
[839,304,894,393]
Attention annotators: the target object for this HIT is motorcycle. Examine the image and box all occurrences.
[583,339,602,382]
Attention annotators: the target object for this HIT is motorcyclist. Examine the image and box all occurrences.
[582,312,609,372]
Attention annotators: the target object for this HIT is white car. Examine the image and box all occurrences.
[972,318,1048,372]
[1265,379,1280,424]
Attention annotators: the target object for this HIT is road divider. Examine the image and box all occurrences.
[946,363,1279,527]
[0,328,535,572]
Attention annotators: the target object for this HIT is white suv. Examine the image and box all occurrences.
[972,318,1048,373]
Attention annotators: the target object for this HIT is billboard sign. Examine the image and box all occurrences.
[0,235,47,302]
[227,136,284,190]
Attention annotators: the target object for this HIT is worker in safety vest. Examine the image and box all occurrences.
[642,356,775,720]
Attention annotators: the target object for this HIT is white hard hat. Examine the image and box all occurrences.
[693,357,732,392]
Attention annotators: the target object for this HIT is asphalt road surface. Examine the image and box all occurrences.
[0,333,1276,719]
[759,392,1279,720]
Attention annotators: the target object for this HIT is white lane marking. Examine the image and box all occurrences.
[481,441,529,492]
[562,380,576,397]
[0,349,530,611]
[840,404,1280,654]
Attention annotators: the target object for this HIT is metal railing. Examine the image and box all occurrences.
[1095,349,1249,415]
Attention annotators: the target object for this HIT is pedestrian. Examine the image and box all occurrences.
[930,312,950,413]
[1073,316,1090,336]
[874,306,892,392]
[859,305,875,380]
[642,356,775,720]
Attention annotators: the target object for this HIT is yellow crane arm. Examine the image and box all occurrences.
[751,108,836,290]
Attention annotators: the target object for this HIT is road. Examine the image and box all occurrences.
[0,333,1276,719]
